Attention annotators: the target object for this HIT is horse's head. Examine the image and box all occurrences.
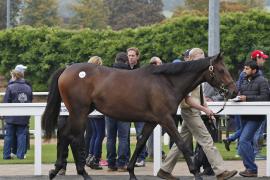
[204,53,237,99]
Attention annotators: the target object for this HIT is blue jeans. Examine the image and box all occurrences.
[3,123,27,159]
[89,116,105,159]
[134,122,148,161]
[84,117,92,155]
[253,117,266,155]
[238,118,263,172]
[228,115,242,142]
[106,116,130,167]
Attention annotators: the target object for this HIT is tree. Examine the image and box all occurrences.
[69,0,109,29]
[105,0,165,30]
[0,0,22,29]
[0,1,6,29]
[20,0,60,27]
[172,0,266,17]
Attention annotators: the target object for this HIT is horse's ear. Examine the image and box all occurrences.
[216,52,224,61]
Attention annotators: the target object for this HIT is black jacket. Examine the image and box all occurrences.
[113,62,130,70]
[240,72,269,101]
[240,72,269,121]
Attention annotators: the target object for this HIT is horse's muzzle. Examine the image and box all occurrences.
[227,90,238,99]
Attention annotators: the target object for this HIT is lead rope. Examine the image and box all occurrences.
[214,94,227,114]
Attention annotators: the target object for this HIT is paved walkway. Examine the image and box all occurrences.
[0,160,267,178]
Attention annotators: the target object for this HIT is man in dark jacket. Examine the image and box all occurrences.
[3,65,32,159]
[105,52,131,172]
[127,47,147,167]
[237,60,269,177]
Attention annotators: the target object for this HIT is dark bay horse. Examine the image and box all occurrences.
[42,53,237,180]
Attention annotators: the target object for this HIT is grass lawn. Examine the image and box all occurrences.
[0,140,265,164]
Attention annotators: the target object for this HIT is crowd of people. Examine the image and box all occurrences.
[2,47,269,179]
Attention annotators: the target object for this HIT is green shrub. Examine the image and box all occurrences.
[0,10,269,91]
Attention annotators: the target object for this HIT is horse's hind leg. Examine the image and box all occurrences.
[160,116,202,180]
[69,111,92,180]
[49,116,70,179]
[70,132,91,180]
[127,122,157,180]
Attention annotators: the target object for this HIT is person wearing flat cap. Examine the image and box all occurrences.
[3,64,32,160]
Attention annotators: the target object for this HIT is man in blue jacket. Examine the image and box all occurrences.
[3,65,32,159]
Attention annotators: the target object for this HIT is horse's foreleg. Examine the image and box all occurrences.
[127,122,157,180]
[161,118,202,180]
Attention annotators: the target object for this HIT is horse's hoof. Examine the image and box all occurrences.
[78,169,92,180]
[129,176,138,180]
[195,175,203,180]
[83,175,92,180]
[49,169,56,180]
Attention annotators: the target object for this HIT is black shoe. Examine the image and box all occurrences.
[157,169,179,180]
[108,166,118,171]
[85,154,93,167]
[89,162,103,170]
[88,156,103,170]
[223,139,231,151]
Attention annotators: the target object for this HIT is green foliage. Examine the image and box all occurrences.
[0,10,269,91]
[69,0,109,29]
[105,0,165,30]
[21,0,60,27]
[0,0,22,29]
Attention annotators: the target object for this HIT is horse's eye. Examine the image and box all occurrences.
[218,69,225,74]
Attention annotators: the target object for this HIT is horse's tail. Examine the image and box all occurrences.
[42,67,66,140]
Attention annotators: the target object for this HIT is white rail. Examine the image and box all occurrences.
[0,102,270,176]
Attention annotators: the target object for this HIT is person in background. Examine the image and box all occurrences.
[127,47,148,167]
[85,56,105,170]
[147,56,163,159]
[169,58,184,149]
[251,50,268,160]
[157,48,237,180]
[149,56,163,65]
[8,65,31,158]
[3,64,32,159]
[222,50,268,160]
[236,60,269,177]
[106,52,131,172]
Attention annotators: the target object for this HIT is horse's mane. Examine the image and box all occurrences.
[152,57,211,75]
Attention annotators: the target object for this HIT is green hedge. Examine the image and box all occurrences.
[0,10,269,91]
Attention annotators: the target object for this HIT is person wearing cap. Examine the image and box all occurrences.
[250,50,268,160]
[157,48,237,180]
[3,65,32,159]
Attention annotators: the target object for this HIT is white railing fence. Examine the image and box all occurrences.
[0,102,270,176]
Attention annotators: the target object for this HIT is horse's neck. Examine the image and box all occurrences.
[172,70,206,103]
